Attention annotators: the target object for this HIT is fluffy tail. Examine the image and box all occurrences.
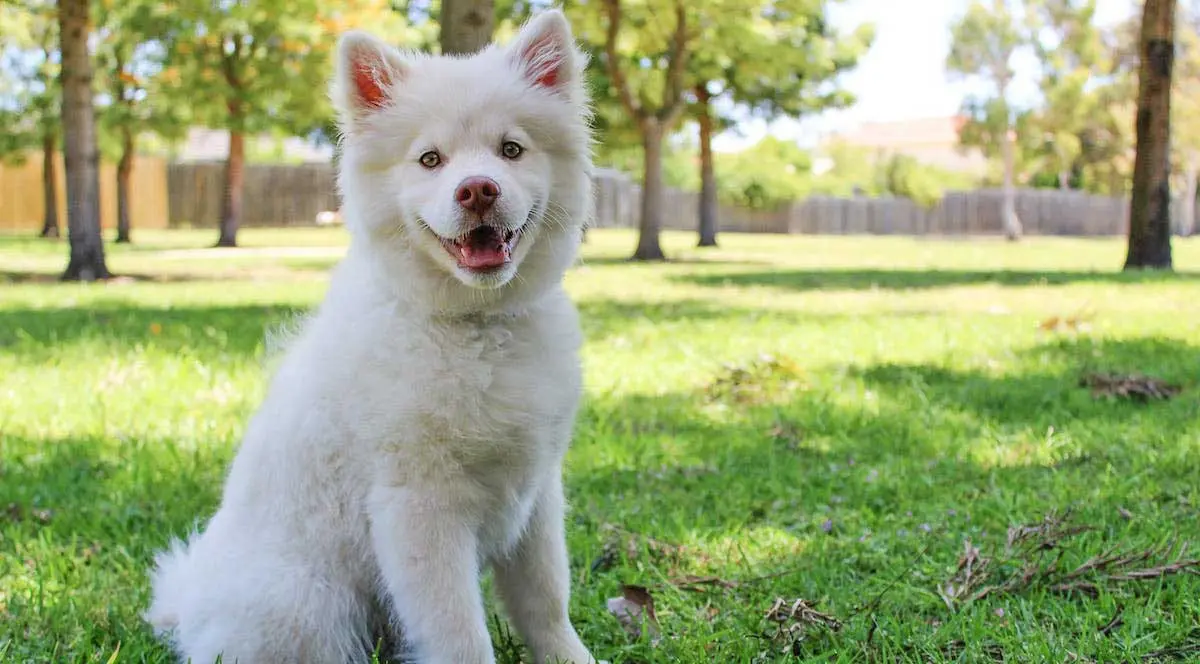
[144,537,194,634]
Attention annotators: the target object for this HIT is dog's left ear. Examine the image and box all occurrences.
[508,9,580,94]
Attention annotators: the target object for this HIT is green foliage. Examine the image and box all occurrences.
[1173,5,1200,169]
[946,0,1026,83]
[957,96,1041,176]
[1025,0,1109,188]
[159,0,403,138]
[653,137,978,210]
[947,0,1028,204]
[688,0,875,122]
[93,0,191,161]
[578,0,874,189]
[713,136,814,209]
[0,0,57,162]
[874,153,964,209]
[808,141,978,206]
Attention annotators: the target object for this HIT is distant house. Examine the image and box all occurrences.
[827,116,989,176]
[170,128,334,164]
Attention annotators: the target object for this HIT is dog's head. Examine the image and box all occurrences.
[331,10,592,310]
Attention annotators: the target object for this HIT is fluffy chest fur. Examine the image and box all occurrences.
[266,277,584,557]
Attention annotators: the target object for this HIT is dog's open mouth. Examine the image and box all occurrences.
[441,225,519,272]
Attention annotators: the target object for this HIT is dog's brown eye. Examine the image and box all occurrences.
[419,151,441,169]
[501,141,523,160]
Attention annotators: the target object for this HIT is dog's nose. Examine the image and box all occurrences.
[455,177,501,216]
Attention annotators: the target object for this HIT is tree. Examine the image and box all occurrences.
[948,0,1028,240]
[687,1,873,247]
[1026,0,1106,190]
[1125,0,1176,270]
[569,0,696,261]
[1172,2,1200,236]
[57,0,110,280]
[1073,16,1139,196]
[0,0,61,238]
[440,0,493,54]
[94,0,188,244]
[165,0,395,247]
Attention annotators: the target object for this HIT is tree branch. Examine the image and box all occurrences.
[601,0,647,129]
[657,0,691,127]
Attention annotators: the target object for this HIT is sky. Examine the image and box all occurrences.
[712,0,1137,152]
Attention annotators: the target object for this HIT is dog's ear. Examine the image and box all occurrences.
[332,31,407,128]
[507,9,580,94]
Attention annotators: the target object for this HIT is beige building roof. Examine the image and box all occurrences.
[831,115,989,175]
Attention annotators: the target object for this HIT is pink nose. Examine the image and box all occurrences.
[455,177,501,216]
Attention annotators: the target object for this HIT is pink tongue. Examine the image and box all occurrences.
[458,241,510,269]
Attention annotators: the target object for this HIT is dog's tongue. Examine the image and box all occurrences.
[457,227,510,270]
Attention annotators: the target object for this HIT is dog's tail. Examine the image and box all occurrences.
[143,536,195,634]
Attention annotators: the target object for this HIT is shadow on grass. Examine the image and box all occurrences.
[0,433,231,661]
[570,336,1200,539]
[564,335,1200,660]
[672,267,1200,292]
[1,270,229,285]
[0,302,309,359]
[574,298,941,345]
[574,255,769,268]
[2,258,338,285]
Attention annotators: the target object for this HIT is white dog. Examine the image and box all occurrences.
[145,10,597,664]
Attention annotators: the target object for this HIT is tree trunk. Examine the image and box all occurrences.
[40,132,60,238]
[116,126,134,244]
[216,130,245,248]
[696,86,718,248]
[58,0,110,281]
[1001,122,1023,241]
[440,0,494,55]
[1181,155,1197,237]
[1125,0,1175,270]
[633,121,667,261]
[1058,169,1070,190]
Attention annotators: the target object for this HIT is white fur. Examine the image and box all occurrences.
[145,10,598,664]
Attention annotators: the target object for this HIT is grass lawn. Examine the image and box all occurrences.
[2,228,1199,663]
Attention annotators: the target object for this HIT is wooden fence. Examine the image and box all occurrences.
[4,159,1180,236]
[0,152,168,232]
[167,161,338,228]
[590,170,1141,236]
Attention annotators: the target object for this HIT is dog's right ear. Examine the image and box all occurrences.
[332,31,407,129]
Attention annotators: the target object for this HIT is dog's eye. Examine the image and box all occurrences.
[419,151,441,169]
[500,141,523,160]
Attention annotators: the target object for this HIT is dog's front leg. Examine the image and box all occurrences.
[369,485,495,664]
[492,474,596,664]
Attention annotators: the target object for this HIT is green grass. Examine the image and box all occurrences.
[2,228,1199,663]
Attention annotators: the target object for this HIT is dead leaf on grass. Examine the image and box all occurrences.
[763,597,842,643]
[705,354,806,405]
[1081,372,1181,402]
[941,640,1005,662]
[1006,510,1093,552]
[3,503,53,525]
[606,584,660,643]
[1038,314,1093,333]
[939,512,1200,611]
[939,539,992,611]
[671,575,738,591]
